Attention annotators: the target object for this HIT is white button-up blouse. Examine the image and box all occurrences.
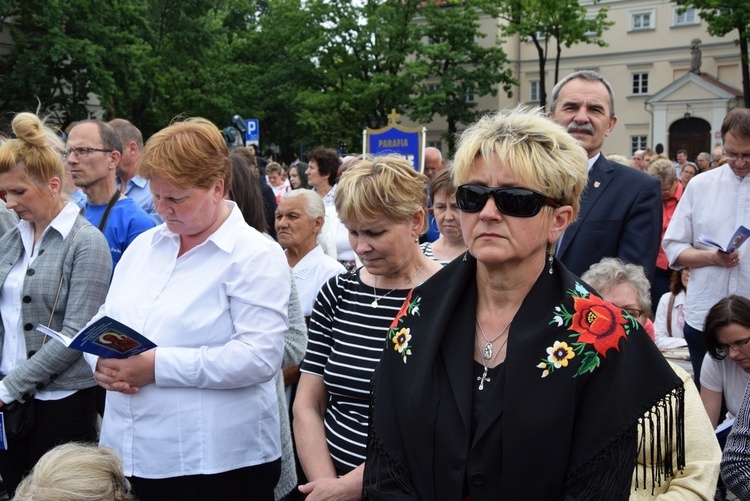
[86,202,290,478]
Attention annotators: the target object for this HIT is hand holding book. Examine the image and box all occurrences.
[37,316,156,359]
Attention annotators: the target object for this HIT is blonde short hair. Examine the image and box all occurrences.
[0,112,66,186]
[335,155,428,230]
[452,105,588,220]
[14,443,133,501]
[137,117,231,195]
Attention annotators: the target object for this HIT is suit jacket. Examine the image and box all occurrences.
[0,216,112,402]
[557,155,662,282]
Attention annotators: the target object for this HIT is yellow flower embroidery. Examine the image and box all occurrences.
[547,341,575,369]
[393,328,412,354]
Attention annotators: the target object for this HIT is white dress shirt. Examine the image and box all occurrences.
[663,164,750,330]
[653,291,688,350]
[291,245,345,317]
[85,202,290,478]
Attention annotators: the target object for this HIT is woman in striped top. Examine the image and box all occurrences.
[293,156,443,500]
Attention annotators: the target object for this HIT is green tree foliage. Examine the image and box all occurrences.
[294,0,422,154]
[0,0,516,157]
[406,0,515,154]
[496,0,612,110]
[673,0,749,107]
[0,0,147,129]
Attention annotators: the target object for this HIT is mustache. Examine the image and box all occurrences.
[566,122,595,135]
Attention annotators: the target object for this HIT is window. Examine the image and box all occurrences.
[465,88,475,103]
[427,83,439,93]
[631,73,649,95]
[529,81,540,102]
[526,31,546,42]
[428,141,442,151]
[673,7,699,26]
[631,136,648,156]
[630,10,654,31]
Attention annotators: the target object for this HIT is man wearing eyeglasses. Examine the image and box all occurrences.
[664,108,750,388]
[549,70,662,284]
[65,120,155,269]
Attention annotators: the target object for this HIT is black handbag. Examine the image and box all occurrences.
[3,398,35,439]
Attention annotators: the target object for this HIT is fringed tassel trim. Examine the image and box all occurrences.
[364,375,419,499]
[634,385,686,495]
[562,385,686,500]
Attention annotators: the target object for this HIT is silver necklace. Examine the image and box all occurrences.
[475,319,510,391]
[371,264,425,308]
[476,318,512,361]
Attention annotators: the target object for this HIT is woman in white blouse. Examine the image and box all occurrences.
[87,118,291,501]
[654,268,690,350]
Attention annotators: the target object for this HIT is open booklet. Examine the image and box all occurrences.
[37,316,156,359]
[698,225,750,254]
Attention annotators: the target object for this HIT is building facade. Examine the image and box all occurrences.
[415,0,744,162]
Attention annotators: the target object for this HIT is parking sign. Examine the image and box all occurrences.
[245,119,259,145]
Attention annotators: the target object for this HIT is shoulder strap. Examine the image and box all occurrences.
[80,191,120,231]
[42,223,94,345]
[666,293,675,337]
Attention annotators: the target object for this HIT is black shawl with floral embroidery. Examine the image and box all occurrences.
[364,255,684,500]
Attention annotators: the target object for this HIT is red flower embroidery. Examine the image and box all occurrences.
[569,294,627,356]
[389,289,414,329]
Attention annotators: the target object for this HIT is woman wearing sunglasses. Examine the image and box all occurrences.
[364,106,687,500]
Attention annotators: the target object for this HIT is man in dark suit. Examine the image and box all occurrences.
[549,70,662,283]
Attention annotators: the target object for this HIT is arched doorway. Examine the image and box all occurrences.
[669,117,711,162]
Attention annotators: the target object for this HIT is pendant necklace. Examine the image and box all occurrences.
[371,264,425,308]
[476,317,512,361]
[475,319,511,390]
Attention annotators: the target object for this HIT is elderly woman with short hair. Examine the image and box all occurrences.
[581,258,720,500]
[421,168,465,264]
[364,106,687,500]
[86,118,291,501]
[293,155,443,500]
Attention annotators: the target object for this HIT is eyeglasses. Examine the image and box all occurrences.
[455,184,561,217]
[723,150,750,162]
[622,307,644,320]
[61,147,113,159]
[717,335,750,357]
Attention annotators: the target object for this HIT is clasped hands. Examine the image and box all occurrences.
[94,351,156,395]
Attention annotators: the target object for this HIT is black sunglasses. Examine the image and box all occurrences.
[455,184,561,217]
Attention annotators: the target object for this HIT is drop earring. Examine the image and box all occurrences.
[547,253,554,275]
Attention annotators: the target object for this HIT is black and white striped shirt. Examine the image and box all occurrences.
[300,269,411,475]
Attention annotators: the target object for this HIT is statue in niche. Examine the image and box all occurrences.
[690,38,702,73]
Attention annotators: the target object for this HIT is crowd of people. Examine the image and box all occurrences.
[0,68,749,500]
